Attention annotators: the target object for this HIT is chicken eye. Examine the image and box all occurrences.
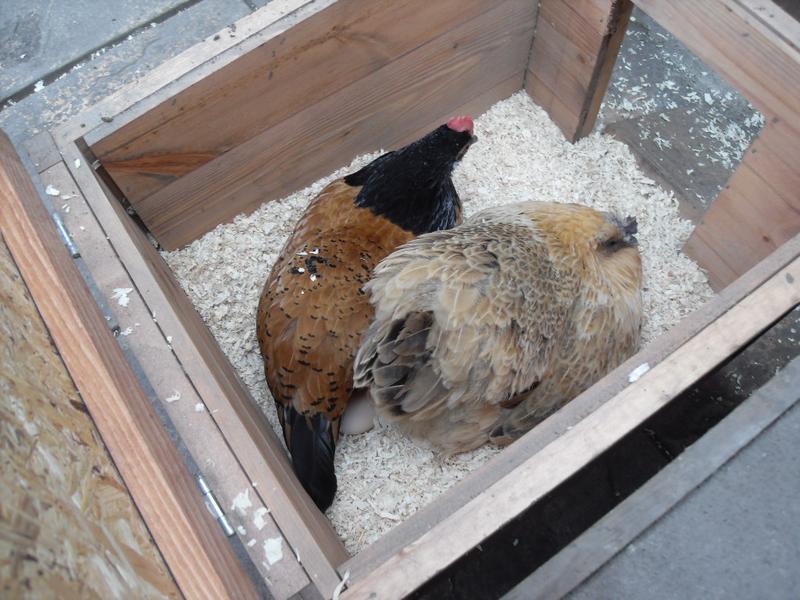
[601,237,624,252]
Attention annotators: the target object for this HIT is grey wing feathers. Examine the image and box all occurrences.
[354,219,576,450]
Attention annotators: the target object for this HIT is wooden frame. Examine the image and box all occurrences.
[504,355,800,599]
[3,1,799,598]
[0,132,259,600]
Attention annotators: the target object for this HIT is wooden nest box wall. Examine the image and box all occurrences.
[1,0,798,598]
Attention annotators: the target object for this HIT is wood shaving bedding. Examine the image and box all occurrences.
[164,92,713,553]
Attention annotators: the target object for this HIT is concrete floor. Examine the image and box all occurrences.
[2,3,798,599]
[572,389,800,600]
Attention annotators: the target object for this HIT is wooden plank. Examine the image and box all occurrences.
[630,1,800,289]
[524,74,583,139]
[684,121,800,290]
[53,136,349,598]
[38,160,309,599]
[504,355,800,600]
[343,234,800,580]
[525,0,631,141]
[0,233,180,598]
[132,0,537,249]
[564,0,620,32]
[91,0,503,206]
[56,0,325,145]
[342,252,800,599]
[574,1,631,138]
[634,0,800,124]
[22,131,61,174]
[527,18,598,118]
[733,0,800,60]
[0,133,259,600]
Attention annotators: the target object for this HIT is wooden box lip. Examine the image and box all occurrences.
[7,0,798,598]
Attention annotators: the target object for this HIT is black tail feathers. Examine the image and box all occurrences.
[286,408,338,511]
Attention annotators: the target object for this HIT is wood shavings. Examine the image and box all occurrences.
[164,92,713,553]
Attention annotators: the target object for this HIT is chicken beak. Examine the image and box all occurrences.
[456,135,477,160]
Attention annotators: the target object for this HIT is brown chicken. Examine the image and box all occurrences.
[257,117,476,510]
[354,201,643,452]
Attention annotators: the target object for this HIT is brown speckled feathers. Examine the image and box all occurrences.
[256,117,475,510]
[355,202,643,453]
[257,180,414,432]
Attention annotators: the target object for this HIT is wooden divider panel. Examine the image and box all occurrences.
[0,132,259,600]
[134,0,536,248]
[635,0,800,288]
[89,0,536,249]
[525,0,632,141]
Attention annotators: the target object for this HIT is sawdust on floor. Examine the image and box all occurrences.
[163,92,714,554]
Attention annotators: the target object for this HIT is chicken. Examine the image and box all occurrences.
[257,116,477,510]
[354,201,642,452]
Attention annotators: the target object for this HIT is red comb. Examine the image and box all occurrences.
[446,115,474,134]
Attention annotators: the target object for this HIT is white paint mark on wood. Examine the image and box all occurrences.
[263,537,283,565]
[628,362,651,383]
[231,489,252,515]
[111,288,133,307]
[253,507,269,530]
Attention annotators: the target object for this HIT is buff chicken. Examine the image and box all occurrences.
[257,117,477,510]
[354,201,643,452]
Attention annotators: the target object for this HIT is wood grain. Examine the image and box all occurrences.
[0,235,179,599]
[525,0,631,141]
[38,158,309,599]
[633,0,800,289]
[0,133,258,599]
[131,0,537,249]
[634,0,800,124]
[685,120,800,290]
[92,0,500,207]
[505,355,800,600]
[54,136,349,597]
[342,252,800,599]
[732,0,800,61]
[22,130,61,173]
[342,234,800,580]
[60,0,326,145]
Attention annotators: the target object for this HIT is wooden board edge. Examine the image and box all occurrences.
[343,233,800,579]
[0,131,260,600]
[51,131,348,597]
[52,0,329,146]
[126,0,536,249]
[574,0,632,138]
[503,354,800,599]
[35,157,310,599]
[633,0,800,124]
[683,121,800,290]
[524,0,632,141]
[341,253,800,599]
